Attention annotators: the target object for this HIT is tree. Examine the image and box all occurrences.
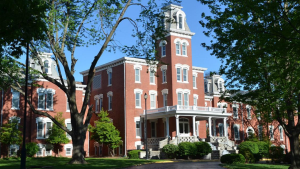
[0,119,22,156]
[199,0,300,168]
[89,110,121,157]
[47,112,70,156]
[1,0,178,164]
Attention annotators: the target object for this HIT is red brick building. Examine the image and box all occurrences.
[80,3,289,157]
[0,53,89,157]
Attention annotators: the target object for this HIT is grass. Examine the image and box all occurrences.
[0,157,166,169]
[221,163,290,169]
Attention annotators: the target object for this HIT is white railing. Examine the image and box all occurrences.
[147,137,165,145]
[178,136,198,143]
[144,105,227,115]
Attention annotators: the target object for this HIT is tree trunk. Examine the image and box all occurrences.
[289,134,300,169]
[69,128,87,164]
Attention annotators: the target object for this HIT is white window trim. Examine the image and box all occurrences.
[181,42,188,57]
[134,89,143,109]
[175,64,190,83]
[176,10,186,30]
[107,67,112,86]
[233,124,240,140]
[135,141,143,149]
[179,118,189,136]
[233,104,239,119]
[149,90,157,109]
[44,118,52,139]
[192,73,197,89]
[36,117,52,139]
[107,91,113,111]
[11,89,20,110]
[36,144,45,157]
[246,127,255,137]
[9,144,19,157]
[269,125,274,141]
[134,65,142,83]
[246,105,251,119]
[159,40,167,57]
[183,68,188,83]
[193,94,198,106]
[279,126,284,141]
[175,40,181,55]
[134,117,141,138]
[64,144,73,156]
[183,92,189,106]
[162,89,168,107]
[161,65,167,84]
[149,68,156,85]
[65,119,72,140]
[37,88,55,111]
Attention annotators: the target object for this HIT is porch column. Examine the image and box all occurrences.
[213,119,216,136]
[208,117,212,137]
[192,116,196,136]
[223,117,227,138]
[176,115,180,137]
[165,117,169,138]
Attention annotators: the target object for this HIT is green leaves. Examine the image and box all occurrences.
[0,119,22,146]
[47,112,70,145]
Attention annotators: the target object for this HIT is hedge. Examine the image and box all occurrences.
[128,150,141,159]
[221,154,246,164]
[162,144,178,159]
[239,141,259,154]
[269,146,284,163]
[194,142,212,157]
[178,142,196,158]
[25,142,39,157]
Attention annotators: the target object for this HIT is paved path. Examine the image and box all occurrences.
[124,162,224,169]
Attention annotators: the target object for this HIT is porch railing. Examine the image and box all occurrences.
[145,105,227,115]
[178,136,198,144]
[147,137,165,150]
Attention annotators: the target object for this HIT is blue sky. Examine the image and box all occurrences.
[26,1,222,82]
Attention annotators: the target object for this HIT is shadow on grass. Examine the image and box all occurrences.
[0,157,157,169]
[221,163,289,169]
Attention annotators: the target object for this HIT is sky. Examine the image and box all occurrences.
[26,0,223,82]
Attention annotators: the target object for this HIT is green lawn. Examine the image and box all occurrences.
[0,157,165,169]
[221,163,290,169]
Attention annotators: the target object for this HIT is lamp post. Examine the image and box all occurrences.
[144,93,148,160]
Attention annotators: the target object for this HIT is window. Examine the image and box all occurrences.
[150,71,155,84]
[161,45,166,57]
[150,94,155,109]
[193,98,197,106]
[135,93,141,108]
[66,120,72,139]
[219,123,224,137]
[204,82,208,92]
[136,121,141,137]
[95,99,99,112]
[100,98,103,111]
[258,125,263,140]
[193,75,196,88]
[162,70,167,83]
[176,42,180,55]
[37,121,44,138]
[11,89,20,109]
[45,122,52,138]
[182,42,187,56]
[233,105,238,119]
[135,69,140,83]
[65,144,73,156]
[179,118,189,134]
[177,68,181,81]
[44,60,49,73]
[184,93,189,106]
[183,69,188,82]
[37,147,43,156]
[233,124,240,140]
[107,91,113,110]
[246,127,254,137]
[177,93,182,105]
[37,88,55,110]
[107,69,112,86]
[269,126,274,140]
[219,81,223,92]
[93,75,102,90]
[163,94,168,107]
[66,96,70,112]
[9,116,20,130]
[247,106,251,119]
[151,122,156,137]
[9,145,19,157]
[179,14,183,29]
[279,126,284,141]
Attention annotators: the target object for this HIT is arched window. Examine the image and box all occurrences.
[233,124,240,140]
[176,41,180,55]
[179,118,189,134]
[279,126,284,141]
[246,127,254,137]
[44,60,49,73]
[182,42,187,56]
[179,14,183,29]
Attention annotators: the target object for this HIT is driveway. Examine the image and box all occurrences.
[124,161,224,169]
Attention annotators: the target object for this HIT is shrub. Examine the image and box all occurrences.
[194,142,212,157]
[239,148,255,163]
[239,141,259,154]
[128,150,141,159]
[256,141,269,157]
[162,144,178,159]
[25,142,39,157]
[220,154,245,164]
[269,146,284,163]
[178,142,197,159]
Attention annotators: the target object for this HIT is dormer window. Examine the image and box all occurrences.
[179,14,183,29]
[44,60,49,74]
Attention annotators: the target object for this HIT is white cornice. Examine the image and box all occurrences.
[192,66,207,73]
